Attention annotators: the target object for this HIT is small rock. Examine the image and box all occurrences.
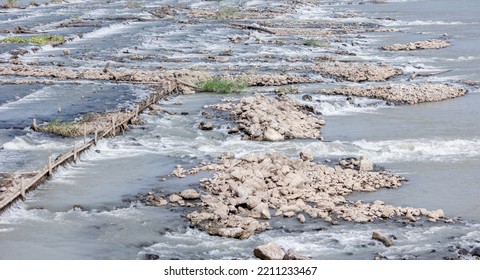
[254,242,285,260]
[263,128,284,141]
[299,149,313,161]
[169,194,183,203]
[228,127,240,134]
[358,156,373,172]
[372,231,393,247]
[297,214,306,223]
[199,122,213,130]
[458,248,469,256]
[471,247,480,257]
[179,189,200,200]
[301,94,313,101]
[283,249,311,260]
[428,209,445,220]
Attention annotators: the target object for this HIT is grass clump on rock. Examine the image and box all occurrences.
[1,35,66,45]
[44,119,78,137]
[196,78,247,94]
[303,38,330,48]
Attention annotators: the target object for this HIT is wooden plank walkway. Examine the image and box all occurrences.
[0,83,172,212]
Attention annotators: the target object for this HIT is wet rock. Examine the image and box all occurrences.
[254,242,285,260]
[302,94,313,101]
[142,253,160,260]
[169,194,183,203]
[180,189,200,200]
[458,248,469,256]
[428,209,445,220]
[470,247,480,257]
[283,249,311,260]
[372,231,393,247]
[228,127,240,134]
[199,122,213,131]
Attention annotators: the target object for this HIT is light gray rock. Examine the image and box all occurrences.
[263,128,284,141]
[199,122,213,130]
[297,214,306,223]
[299,149,313,161]
[169,194,183,203]
[180,189,200,200]
[283,249,311,260]
[372,231,393,247]
[254,242,285,260]
[359,156,373,172]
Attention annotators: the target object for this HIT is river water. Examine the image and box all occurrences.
[0,0,479,260]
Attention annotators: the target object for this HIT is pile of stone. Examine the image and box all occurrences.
[0,66,210,93]
[152,151,448,239]
[315,62,404,82]
[322,83,467,104]
[221,73,321,87]
[209,94,325,141]
[382,39,450,51]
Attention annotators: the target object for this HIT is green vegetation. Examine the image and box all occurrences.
[216,6,245,20]
[303,38,330,48]
[44,119,78,137]
[196,78,247,94]
[1,35,66,45]
[6,0,19,8]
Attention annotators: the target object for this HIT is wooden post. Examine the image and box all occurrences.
[94,130,98,144]
[135,105,139,118]
[83,123,87,144]
[21,178,26,200]
[73,143,77,162]
[48,156,53,176]
[112,116,116,136]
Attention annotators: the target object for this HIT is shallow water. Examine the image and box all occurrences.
[1,0,479,260]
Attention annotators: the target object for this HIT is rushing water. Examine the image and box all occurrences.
[0,0,479,260]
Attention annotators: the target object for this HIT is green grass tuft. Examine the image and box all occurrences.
[196,78,247,94]
[44,119,78,137]
[303,38,330,48]
[1,35,66,45]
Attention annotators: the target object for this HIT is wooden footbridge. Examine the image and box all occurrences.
[0,82,173,212]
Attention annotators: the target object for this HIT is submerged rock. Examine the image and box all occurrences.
[372,231,394,247]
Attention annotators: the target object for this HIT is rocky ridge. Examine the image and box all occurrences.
[322,83,467,104]
[206,94,325,141]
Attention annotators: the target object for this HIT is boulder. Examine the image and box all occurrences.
[372,231,393,247]
[179,189,200,200]
[299,149,313,161]
[250,203,271,220]
[283,249,311,260]
[199,122,213,130]
[254,242,285,260]
[263,128,284,141]
[358,156,373,172]
[427,209,445,220]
